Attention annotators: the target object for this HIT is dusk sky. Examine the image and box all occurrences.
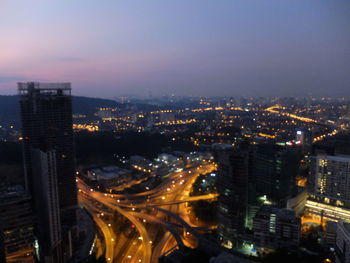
[1,0,349,98]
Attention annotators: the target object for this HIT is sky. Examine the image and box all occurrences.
[0,0,349,98]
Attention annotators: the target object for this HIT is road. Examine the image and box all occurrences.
[265,104,342,143]
[77,161,217,263]
[78,179,152,263]
[79,194,116,262]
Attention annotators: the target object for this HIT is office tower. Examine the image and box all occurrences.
[335,221,350,263]
[252,144,300,207]
[253,206,300,252]
[213,144,250,249]
[0,190,35,263]
[18,82,77,261]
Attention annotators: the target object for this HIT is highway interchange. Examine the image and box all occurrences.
[77,161,217,263]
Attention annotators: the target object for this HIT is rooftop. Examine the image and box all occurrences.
[18,82,71,96]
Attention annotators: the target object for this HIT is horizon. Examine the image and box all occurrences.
[1,91,350,101]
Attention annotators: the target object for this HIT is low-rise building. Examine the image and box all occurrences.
[87,166,132,188]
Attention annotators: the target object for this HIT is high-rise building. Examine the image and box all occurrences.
[18,82,78,261]
[0,190,35,263]
[295,128,312,146]
[213,142,301,250]
[18,82,77,215]
[309,155,350,203]
[253,206,300,253]
[295,128,312,154]
[243,144,300,230]
[213,144,250,249]
[304,155,350,224]
[296,130,305,144]
[335,221,350,263]
[252,144,300,207]
[31,148,63,263]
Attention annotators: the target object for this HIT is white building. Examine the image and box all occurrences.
[87,166,131,188]
[309,155,350,203]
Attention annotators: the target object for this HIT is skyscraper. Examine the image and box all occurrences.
[252,144,300,207]
[309,155,350,203]
[213,144,250,249]
[18,82,78,261]
[31,148,63,263]
[213,142,301,250]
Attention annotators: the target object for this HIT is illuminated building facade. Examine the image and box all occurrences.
[295,128,312,153]
[309,155,350,202]
[304,155,350,225]
[253,206,300,252]
[296,130,305,144]
[0,191,35,263]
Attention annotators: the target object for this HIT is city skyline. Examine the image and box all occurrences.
[2,81,350,262]
[1,0,350,98]
[2,1,350,261]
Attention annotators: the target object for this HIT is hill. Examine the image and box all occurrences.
[0,95,122,126]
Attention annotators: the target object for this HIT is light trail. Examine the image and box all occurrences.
[265,105,317,123]
[265,104,343,143]
[78,179,152,263]
[79,195,115,262]
[77,162,217,263]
